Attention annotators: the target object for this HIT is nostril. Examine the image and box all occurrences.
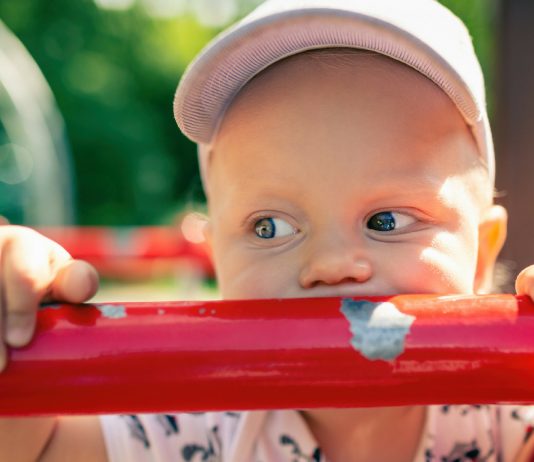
[309,277,359,288]
[338,277,359,285]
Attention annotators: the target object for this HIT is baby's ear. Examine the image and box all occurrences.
[474,204,508,294]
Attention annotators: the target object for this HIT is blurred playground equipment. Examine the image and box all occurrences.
[37,219,214,281]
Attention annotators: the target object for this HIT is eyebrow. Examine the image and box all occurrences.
[371,177,476,218]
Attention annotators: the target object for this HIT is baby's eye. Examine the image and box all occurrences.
[366,211,416,232]
[254,217,296,239]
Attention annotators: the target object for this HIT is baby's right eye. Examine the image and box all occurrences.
[254,217,296,239]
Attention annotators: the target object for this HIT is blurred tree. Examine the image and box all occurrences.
[0,0,498,225]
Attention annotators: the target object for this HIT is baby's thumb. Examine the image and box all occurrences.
[47,260,99,304]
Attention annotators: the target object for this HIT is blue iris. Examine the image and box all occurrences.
[367,212,396,231]
[255,217,276,238]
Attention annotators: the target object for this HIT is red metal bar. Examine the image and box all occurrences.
[2,294,534,416]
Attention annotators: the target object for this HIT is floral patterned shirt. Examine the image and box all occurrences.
[100,405,534,461]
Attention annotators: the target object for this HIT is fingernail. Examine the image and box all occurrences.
[6,322,33,347]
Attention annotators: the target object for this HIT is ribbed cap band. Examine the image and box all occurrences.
[174,0,494,188]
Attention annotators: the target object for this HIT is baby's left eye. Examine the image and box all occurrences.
[366,211,416,232]
[254,217,296,239]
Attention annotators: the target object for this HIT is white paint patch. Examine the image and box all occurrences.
[340,299,415,361]
[97,304,127,319]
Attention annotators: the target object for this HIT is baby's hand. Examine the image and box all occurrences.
[0,226,98,371]
[515,265,534,300]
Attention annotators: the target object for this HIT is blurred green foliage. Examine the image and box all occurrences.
[0,0,499,225]
[440,0,499,114]
[0,0,216,225]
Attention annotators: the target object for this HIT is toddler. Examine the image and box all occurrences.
[2,0,534,461]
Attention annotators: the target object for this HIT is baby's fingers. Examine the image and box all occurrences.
[1,234,68,349]
[1,233,98,350]
[515,265,534,300]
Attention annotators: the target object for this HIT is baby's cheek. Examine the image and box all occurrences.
[410,233,478,294]
[217,252,295,299]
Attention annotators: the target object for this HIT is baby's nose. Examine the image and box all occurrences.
[299,239,372,288]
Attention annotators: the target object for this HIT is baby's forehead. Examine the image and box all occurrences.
[208,49,492,208]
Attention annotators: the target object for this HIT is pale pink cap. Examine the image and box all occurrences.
[173,0,494,188]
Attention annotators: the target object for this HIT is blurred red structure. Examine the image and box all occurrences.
[37,225,214,279]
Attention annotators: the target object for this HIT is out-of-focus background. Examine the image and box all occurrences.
[0,0,532,297]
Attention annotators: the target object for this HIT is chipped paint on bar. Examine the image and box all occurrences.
[340,298,415,361]
[97,304,127,319]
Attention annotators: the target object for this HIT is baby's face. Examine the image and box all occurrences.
[206,52,497,300]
